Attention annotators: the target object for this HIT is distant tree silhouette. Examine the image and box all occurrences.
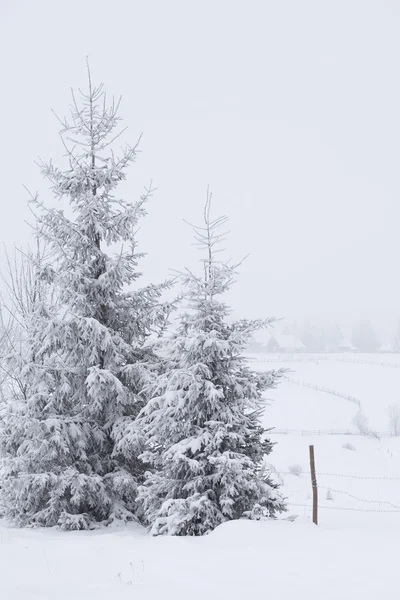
[351,320,380,352]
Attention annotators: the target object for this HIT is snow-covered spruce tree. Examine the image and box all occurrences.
[391,321,400,352]
[0,70,171,530]
[136,193,286,536]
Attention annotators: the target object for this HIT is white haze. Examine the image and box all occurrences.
[0,0,398,338]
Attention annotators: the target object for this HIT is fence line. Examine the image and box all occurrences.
[273,378,392,439]
[288,502,400,513]
[247,354,329,364]
[270,428,354,436]
[269,428,395,437]
[284,376,361,406]
[318,486,400,509]
[250,354,400,369]
[278,470,400,480]
[285,474,400,515]
[278,465,400,516]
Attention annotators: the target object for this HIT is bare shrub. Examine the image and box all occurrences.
[342,442,356,451]
[388,404,400,436]
[288,464,303,477]
[353,411,369,435]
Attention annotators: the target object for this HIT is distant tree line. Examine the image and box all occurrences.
[248,319,400,353]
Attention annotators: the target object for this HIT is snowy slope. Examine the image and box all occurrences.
[254,353,400,529]
[256,352,400,431]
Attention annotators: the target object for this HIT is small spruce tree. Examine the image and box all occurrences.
[136,193,286,536]
[391,321,400,352]
[0,68,170,529]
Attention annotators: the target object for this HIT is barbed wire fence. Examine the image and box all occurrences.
[278,470,400,481]
[287,503,400,513]
[273,456,400,520]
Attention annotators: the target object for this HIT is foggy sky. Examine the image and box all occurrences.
[0,0,398,338]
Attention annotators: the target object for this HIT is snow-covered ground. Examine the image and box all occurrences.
[1,518,399,599]
[2,352,400,599]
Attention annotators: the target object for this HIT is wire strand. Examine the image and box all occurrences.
[288,503,400,513]
[279,471,400,481]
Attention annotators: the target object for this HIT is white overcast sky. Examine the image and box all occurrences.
[0,0,398,335]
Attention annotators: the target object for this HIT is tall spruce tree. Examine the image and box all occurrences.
[135,193,286,536]
[0,70,170,530]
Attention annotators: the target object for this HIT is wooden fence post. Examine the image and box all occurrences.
[309,445,318,525]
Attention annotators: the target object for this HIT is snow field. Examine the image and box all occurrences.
[1,352,400,598]
[1,519,399,600]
